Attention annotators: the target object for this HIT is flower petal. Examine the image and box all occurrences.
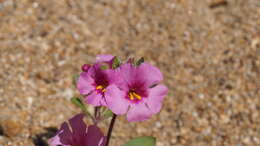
[119,63,163,90]
[68,114,87,137]
[105,85,129,115]
[85,125,106,146]
[118,63,136,91]
[77,72,95,95]
[98,137,107,146]
[126,103,153,122]
[96,54,114,64]
[48,122,72,146]
[146,85,168,114]
[85,91,103,106]
[106,68,122,85]
[48,130,63,146]
[137,63,163,87]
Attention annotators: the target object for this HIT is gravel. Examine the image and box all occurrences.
[0,0,259,145]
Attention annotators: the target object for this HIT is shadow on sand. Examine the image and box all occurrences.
[32,127,58,146]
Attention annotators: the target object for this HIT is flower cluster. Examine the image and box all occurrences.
[49,55,168,146]
[77,55,168,122]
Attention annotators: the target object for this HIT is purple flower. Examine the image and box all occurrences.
[105,63,168,122]
[48,114,106,146]
[77,55,122,106]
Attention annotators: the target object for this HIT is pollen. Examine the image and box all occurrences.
[96,85,106,92]
[128,91,142,100]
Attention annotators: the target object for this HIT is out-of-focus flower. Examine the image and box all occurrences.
[48,114,106,146]
[106,63,168,122]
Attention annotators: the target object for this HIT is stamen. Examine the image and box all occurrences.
[132,92,141,100]
[128,91,142,100]
[96,85,103,90]
[96,85,106,92]
[129,92,134,100]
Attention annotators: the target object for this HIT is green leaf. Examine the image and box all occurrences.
[71,97,86,110]
[71,97,95,120]
[135,57,144,66]
[123,136,156,146]
[102,109,114,119]
[112,57,120,69]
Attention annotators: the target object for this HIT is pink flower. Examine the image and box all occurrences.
[77,55,122,106]
[48,114,106,146]
[106,63,168,122]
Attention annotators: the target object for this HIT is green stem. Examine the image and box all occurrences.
[105,114,117,146]
[94,107,101,125]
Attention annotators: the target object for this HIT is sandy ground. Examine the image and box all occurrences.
[0,0,259,145]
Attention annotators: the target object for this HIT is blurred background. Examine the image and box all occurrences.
[0,0,259,145]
